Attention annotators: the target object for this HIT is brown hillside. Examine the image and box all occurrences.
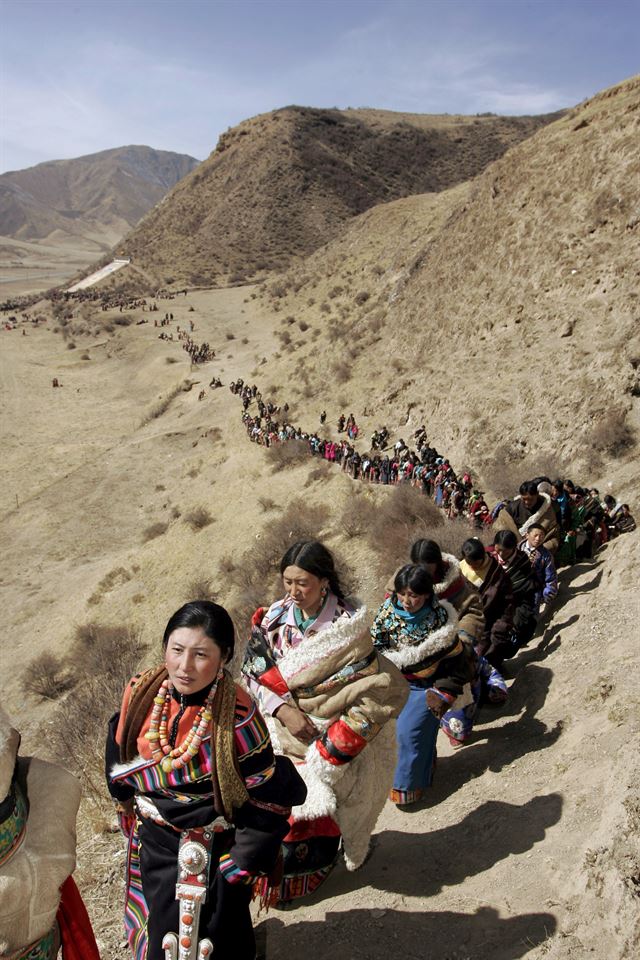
[121,106,560,287]
[0,145,199,243]
[253,76,640,490]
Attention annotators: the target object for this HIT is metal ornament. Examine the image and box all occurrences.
[162,828,214,960]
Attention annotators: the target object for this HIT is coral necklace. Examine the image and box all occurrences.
[146,670,222,772]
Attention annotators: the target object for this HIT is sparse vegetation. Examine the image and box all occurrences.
[142,521,168,541]
[184,506,214,530]
[22,652,74,701]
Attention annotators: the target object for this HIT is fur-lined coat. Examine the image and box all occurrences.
[496,492,560,554]
[370,595,471,697]
[242,595,408,871]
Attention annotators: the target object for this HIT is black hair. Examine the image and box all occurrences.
[552,479,564,491]
[394,563,434,597]
[519,480,539,496]
[162,601,235,662]
[564,479,575,491]
[527,523,545,533]
[604,494,616,508]
[493,530,518,550]
[410,538,445,574]
[280,540,344,599]
[532,476,551,487]
[461,538,486,562]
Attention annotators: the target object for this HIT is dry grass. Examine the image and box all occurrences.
[366,483,444,573]
[266,440,309,472]
[142,521,168,541]
[141,381,185,425]
[184,505,214,530]
[22,652,75,701]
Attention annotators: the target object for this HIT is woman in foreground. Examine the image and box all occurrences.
[371,563,471,806]
[242,540,407,903]
[106,600,305,960]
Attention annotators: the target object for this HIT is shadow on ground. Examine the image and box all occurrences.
[259,905,557,960]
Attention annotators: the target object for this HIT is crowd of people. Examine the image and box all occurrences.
[99,381,636,960]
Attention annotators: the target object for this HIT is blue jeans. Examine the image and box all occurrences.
[393,681,440,792]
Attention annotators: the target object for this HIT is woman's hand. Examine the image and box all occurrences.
[275,703,318,744]
[426,689,450,719]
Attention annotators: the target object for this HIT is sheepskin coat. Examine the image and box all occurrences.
[0,707,80,955]
[496,493,560,554]
[243,596,408,871]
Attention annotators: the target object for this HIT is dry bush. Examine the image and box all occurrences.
[50,624,147,808]
[165,356,179,364]
[258,496,277,512]
[328,285,344,299]
[340,496,375,539]
[22,652,74,701]
[225,332,235,340]
[333,361,351,384]
[367,484,444,573]
[184,506,214,530]
[185,577,216,601]
[589,409,635,458]
[141,381,185,425]
[354,290,370,306]
[266,440,309,472]
[88,566,132,605]
[80,352,90,360]
[218,554,238,575]
[142,521,168,542]
[298,320,309,332]
[308,462,331,482]
[67,341,76,350]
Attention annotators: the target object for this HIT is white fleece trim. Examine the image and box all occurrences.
[0,707,20,800]
[276,606,369,685]
[514,492,554,536]
[433,555,461,596]
[381,599,459,671]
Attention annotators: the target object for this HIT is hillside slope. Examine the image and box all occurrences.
[252,76,639,490]
[0,145,199,246]
[120,106,560,286]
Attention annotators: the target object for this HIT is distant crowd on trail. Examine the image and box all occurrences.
[233,379,636,558]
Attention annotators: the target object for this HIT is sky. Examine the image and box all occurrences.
[1,0,638,173]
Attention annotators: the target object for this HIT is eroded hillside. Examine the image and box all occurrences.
[252,76,639,493]
[121,106,559,287]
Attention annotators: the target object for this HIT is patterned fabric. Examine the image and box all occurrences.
[0,780,28,867]
[370,595,463,680]
[8,928,57,960]
[441,656,508,744]
[244,593,356,716]
[108,682,302,959]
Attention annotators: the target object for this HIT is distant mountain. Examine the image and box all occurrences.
[0,146,200,249]
[119,106,562,286]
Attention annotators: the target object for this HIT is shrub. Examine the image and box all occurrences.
[332,361,351,383]
[340,496,375,539]
[185,578,216,601]
[141,381,185,425]
[367,484,444,574]
[49,624,147,806]
[166,356,179,364]
[589,408,635,457]
[142,521,168,541]
[354,291,370,306]
[67,341,76,350]
[184,506,214,530]
[225,332,235,340]
[22,652,74,701]
[298,320,309,331]
[258,496,277,512]
[88,566,132,605]
[266,440,308,472]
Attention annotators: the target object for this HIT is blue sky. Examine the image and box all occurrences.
[1,0,638,172]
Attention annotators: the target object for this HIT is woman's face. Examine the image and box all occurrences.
[396,588,429,614]
[282,565,327,613]
[493,543,515,562]
[165,626,223,695]
[422,561,438,578]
